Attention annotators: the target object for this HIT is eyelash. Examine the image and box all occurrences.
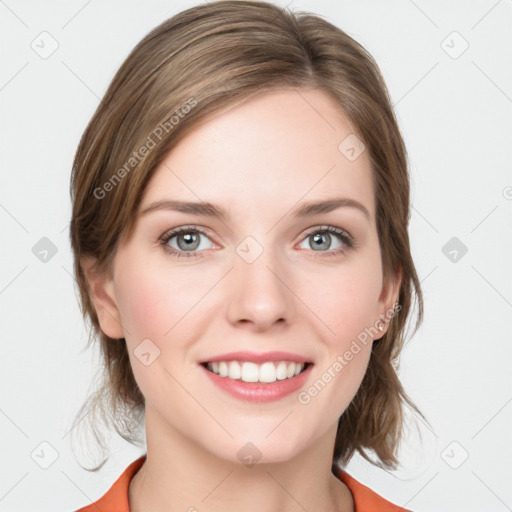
[159,224,355,259]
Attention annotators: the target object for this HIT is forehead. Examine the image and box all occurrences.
[140,88,375,221]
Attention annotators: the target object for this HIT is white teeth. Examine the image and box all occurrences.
[218,361,229,377]
[205,360,306,383]
[276,361,288,380]
[241,362,259,382]
[228,361,242,379]
[259,362,277,383]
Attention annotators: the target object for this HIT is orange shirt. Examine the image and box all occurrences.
[76,455,409,512]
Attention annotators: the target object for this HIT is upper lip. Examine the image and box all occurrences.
[198,351,312,364]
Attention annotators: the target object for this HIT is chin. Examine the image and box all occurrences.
[212,430,311,467]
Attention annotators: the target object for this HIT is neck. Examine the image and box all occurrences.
[128,405,354,512]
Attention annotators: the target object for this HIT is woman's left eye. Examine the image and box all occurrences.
[297,225,354,257]
[159,225,354,259]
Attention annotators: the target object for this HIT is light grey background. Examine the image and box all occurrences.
[1,1,511,510]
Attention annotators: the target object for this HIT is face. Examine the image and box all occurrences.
[86,88,400,464]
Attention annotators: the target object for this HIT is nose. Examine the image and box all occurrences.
[225,245,296,332]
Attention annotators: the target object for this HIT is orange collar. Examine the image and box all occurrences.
[76,455,409,511]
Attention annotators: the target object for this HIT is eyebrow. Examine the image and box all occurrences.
[139,197,371,221]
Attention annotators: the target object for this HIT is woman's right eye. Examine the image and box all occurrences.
[159,226,215,258]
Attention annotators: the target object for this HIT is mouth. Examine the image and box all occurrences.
[201,360,313,384]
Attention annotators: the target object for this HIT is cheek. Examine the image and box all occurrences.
[114,257,215,351]
[303,256,383,343]
[295,251,382,407]
[114,270,165,341]
[114,257,219,378]
[112,261,196,402]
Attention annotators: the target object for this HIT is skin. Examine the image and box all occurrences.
[83,88,401,512]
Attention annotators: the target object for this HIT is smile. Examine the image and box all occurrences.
[203,360,310,383]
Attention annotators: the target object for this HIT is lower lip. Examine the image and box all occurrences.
[200,363,313,403]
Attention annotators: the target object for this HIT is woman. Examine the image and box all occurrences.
[70,1,424,510]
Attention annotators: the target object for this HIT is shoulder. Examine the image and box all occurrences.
[336,467,410,512]
[75,455,146,512]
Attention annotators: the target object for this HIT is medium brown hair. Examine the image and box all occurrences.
[69,0,424,471]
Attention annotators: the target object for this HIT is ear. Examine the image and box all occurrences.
[81,256,125,339]
[375,266,402,336]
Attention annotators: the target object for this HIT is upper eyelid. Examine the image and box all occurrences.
[302,224,352,238]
